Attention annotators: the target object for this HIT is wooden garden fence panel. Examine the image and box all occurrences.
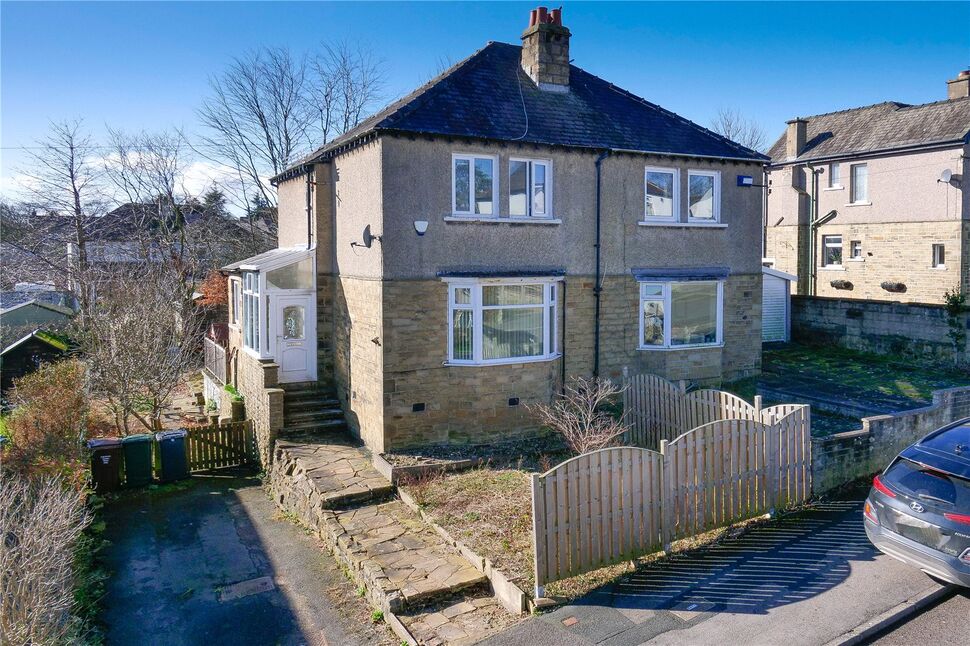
[185,421,256,471]
[532,447,664,592]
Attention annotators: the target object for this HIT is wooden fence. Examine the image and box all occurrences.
[532,374,812,594]
[185,421,256,471]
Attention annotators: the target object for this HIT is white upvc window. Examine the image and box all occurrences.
[829,162,842,188]
[850,163,868,203]
[229,277,242,327]
[849,240,863,260]
[452,153,498,216]
[644,166,679,221]
[447,278,559,365]
[509,158,552,218]
[687,170,720,222]
[822,235,843,267]
[242,271,261,351]
[932,244,946,268]
[639,280,723,350]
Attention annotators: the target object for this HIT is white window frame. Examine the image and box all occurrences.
[849,240,863,260]
[451,153,499,217]
[643,166,680,222]
[229,277,242,327]
[822,235,843,268]
[445,277,560,366]
[850,163,869,204]
[828,162,842,189]
[932,244,946,269]
[242,271,262,354]
[509,158,553,218]
[687,169,721,223]
[638,280,724,351]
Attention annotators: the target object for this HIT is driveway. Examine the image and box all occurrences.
[99,469,396,646]
[483,497,946,646]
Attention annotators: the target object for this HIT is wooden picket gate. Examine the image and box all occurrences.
[532,407,811,594]
[185,421,256,471]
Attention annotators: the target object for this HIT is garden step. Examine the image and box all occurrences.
[284,394,341,407]
[283,407,344,424]
[279,419,348,436]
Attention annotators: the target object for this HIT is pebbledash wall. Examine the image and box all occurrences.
[792,295,970,366]
[267,134,765,454]
[766,145,970,303]
[812,386,970,492]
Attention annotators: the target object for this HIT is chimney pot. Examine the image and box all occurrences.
[529,9,537,27]
[537,6,548,23]
[947,69,970,100]
[550,8,562,26]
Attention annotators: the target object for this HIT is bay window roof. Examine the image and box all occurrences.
[222,246,313,273]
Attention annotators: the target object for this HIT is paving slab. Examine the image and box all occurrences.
[276,436,394,508]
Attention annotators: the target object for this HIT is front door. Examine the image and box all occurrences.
[275,294,315,383]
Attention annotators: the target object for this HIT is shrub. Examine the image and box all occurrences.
[530,376,627,455]
[0,475,92,645]
[6,359,89,485]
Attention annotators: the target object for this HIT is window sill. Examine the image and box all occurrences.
[931,266,947,270]
[847,258,865,263]
[444,215,562,225]
[819,266,845,272]
[639,221,727,229]
[845,201,871,207]
[823,186,844,191]
[444,353,562,367]
[638,343,724,352]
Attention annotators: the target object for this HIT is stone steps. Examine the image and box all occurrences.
[270,437,490,616]
[281,382,347,437]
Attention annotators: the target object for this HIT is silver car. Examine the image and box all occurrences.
[864,418,970,587]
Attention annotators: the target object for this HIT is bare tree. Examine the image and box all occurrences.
[197,43,386,224]
[710,107,769,153]
[530,377,628,456]
[0,476,91,645]
[73,267,203,435]
[11,120,106,304]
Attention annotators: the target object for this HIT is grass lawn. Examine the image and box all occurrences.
[723,342,970,436]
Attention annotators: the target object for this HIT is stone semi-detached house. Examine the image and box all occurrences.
[764,70,970,304]
[208,7,768,459]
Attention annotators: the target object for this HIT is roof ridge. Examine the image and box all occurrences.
[796,100,906,121]
[895,95,970,111]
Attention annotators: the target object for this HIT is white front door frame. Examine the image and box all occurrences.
[271,290,317,383]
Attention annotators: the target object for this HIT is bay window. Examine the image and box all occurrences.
[644,167,679,220]
[639,281,723,349]
[509,158,551,217]
[242,271,260,351]
[452,154,498,216]
[229,278,241,326]
[447,279,559,364]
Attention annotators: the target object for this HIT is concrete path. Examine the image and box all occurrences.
[483,499,945,646]
[867,589,969,645]
[99,469,396,646]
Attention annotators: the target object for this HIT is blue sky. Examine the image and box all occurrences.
[2,1,968,193]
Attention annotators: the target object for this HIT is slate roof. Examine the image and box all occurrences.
[768,97,970,164]
[280,41,766,179]
[0,290,77,313]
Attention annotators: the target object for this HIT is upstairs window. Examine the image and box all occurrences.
[453,154,497,216]
[448,279,559,364]
[822,235,843,267]
[829,163,841,188]
[688,170,720,222]
[644,167,679,221]
[509,159,552,217]
[850,163,868,203]
[932,244,945,268]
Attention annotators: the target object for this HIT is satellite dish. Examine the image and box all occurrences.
[939,169,953,184]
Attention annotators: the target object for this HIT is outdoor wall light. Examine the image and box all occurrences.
[414,220,429,236]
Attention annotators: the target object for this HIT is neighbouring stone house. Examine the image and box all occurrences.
[208,7,768,458]
[764,70,970,304]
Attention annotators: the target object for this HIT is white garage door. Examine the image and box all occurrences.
[762,273,789,342]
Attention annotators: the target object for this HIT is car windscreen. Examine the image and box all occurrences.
[883,458,970,508]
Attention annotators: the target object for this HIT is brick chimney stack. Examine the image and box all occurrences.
[947,69,970,100]
[786,118,807,160]
[520,6,571,92]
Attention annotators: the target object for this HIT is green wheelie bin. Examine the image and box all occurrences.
[122,434,154,487]
[155,429,189,482]
[87,438,124,493]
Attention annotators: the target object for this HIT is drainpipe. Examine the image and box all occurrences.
[305,167,314,250]
[593,150,611,378]
[806,164,822,295]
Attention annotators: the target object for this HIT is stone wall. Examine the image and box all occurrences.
[333,276,386,452]
[792,295,969,366]
[234,349,284,467]
[812,386,970,493]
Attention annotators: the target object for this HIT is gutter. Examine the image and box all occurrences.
[769,138,967,170]
[593,150,611,378]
